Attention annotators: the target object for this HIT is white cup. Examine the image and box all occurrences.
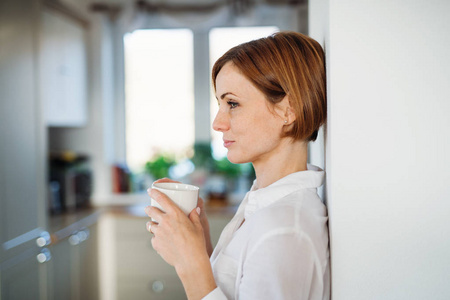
[151,182,199,217]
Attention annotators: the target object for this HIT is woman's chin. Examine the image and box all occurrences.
[226,153,249,165]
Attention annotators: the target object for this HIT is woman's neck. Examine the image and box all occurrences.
[252,139,308,189]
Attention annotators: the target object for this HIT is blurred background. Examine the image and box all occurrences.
[2,0,450,300]
[39,0,309,206]
[1,0,312,299]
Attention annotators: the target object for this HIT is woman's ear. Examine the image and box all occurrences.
[276,95,296,125]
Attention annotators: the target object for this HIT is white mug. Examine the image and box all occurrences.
[151,182,199,217]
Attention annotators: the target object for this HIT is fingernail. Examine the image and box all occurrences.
[147,188,151,193]
[196,207,201,215]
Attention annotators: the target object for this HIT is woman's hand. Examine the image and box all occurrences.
[145,185,217,299]
[145,188,207,269]
[152,178,213,256]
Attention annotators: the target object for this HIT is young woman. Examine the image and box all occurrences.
[145,31,329,300]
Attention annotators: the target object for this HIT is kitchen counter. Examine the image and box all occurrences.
[106,202,238,218]
[48,207,103,244]
[47,194,238,244]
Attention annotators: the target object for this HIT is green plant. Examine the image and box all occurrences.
[145,154,175,179]
[213,157,242,178]
[191,143,215,171]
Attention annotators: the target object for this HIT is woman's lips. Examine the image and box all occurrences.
[223,140,234,148]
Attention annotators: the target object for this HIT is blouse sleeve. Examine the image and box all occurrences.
[202,287,229,300]
[238,231,322,300]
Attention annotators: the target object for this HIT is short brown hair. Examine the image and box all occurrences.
[212,31,326,142]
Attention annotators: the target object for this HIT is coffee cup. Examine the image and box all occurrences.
[150,182,199,217]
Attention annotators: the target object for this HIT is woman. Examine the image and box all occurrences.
[145,31,329,300]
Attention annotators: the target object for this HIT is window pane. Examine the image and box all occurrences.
[124,29,194,170]
[209,26,279,159]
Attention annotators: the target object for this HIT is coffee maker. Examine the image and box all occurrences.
[49,152,92,214]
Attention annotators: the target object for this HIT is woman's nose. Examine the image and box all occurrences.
[212,109,229,132]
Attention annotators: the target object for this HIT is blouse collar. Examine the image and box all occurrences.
[244,164,324,220]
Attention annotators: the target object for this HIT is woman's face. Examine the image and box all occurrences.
[213,62,286,165]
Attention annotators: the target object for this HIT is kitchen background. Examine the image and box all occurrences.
[1,0,310,299]
[2,0,450,300]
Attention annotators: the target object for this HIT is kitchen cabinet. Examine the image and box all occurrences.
[0,0,47,268]
[0,247,49,300]
[112,216,186,300]
[99,208,233,300]
[39,7,88,127]
[48,237,72,300]
[45,209,101,300]
[46,216,100,300]
[78,224,100,300]
[1,212,100,300]
[1,0,95,298]
[0,0,51,298]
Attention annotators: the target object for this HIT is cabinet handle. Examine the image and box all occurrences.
[69,228,90,245]
[151,280,164,293]
[36,231,51,247]
[69,233,80,245]
[78,228,90,242]
[36,248,52,263]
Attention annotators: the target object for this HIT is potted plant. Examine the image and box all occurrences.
[145,153,176,181]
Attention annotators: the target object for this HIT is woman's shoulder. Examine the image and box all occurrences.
[244,189,328,245]
[254,188,326,221]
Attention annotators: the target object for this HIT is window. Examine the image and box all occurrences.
[209,26,279,159]
[124,26,279,171]
[124,29,194,171]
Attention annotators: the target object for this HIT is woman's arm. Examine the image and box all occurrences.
[175,245,217,299]
[145,188,217,299]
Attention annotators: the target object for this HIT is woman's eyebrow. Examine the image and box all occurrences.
[219,92,237,100]
[215,92,238,104]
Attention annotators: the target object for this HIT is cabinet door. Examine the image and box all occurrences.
[0,0,46,262]
[1,248,48,300]
[40,9,87,127]
[104,216,187,300]
[77,224,99,300]
[46,224,99,300]
[47,238,73,300]
[98,214,233,300]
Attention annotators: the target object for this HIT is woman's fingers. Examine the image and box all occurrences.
[148,188,179,215]
[144,205,165,223]
[153,178,181,184]
[146,221,158,234]
[189,207,203,231]
[197,197,204,209]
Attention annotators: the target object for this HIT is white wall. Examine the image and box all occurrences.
[310,0,450,299]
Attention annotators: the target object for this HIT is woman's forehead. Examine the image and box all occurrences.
[215,63,254,95]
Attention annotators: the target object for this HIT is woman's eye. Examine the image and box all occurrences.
[227,101,238,109]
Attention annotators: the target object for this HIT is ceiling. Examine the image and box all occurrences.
[88,0,307,8]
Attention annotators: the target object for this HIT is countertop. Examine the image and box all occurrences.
[47,194,238,244]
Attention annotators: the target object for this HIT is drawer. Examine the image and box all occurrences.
[117,276,186,300]
[116,237,176,278]
[113,217,149,239]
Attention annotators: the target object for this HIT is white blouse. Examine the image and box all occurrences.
[203,164,330,300]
